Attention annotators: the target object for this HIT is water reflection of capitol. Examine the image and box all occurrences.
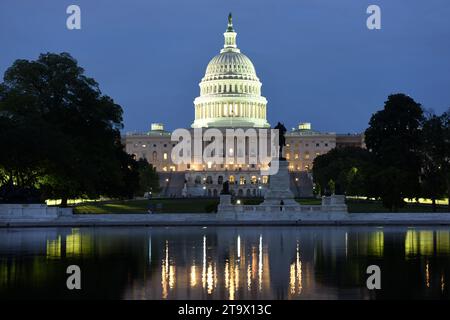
[0,227,449,299]
[119,227,450,299]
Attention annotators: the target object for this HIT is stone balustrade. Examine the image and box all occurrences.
[0,204,73,219]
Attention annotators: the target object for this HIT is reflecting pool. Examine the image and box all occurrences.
[0,226,449,299]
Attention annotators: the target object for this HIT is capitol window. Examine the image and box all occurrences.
[163,152,168,160]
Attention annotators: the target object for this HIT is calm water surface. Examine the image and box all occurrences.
[0,226,449,299]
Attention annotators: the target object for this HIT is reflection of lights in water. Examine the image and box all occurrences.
[202,236,206,289]
[161,267,167,298]
[161,240,170,299]
[437,230,450,253]
[225,259,240,300]
[405,230,435,257]
[190,265,197,287]
[441,274,445,293]
[65,229,92,258]
[247,264,252,291]
[369,231,384,257]
[214,263,218,290]
[237,235,241,259]
[258,235,263,291]
[225,261,229,288]
[297,243,303,293]
[289,264,295,295]
[165,241,169,274]
[46,236,61,259]
[425,262,430,288]
[169,265,176,289]
[207,263,214,294]
[235,260,239,290]
[229,262,234,300]
[289,242,303,296]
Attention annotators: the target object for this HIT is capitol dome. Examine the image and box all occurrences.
[191,14,270,128]
[203,52,258,82]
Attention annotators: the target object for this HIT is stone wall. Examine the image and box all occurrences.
[0,204,73,219]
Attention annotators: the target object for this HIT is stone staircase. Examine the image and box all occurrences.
[158,171,186,197]
[289,171,314,198]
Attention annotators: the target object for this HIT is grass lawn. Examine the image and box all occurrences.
[74,199,219,214]
[242,198,322,205]
[346,199,449,213]
[74,197,322,214]
[73,198,448,214]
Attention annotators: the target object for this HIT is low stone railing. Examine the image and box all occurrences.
[0,204,73,219]
[218,194,348,213]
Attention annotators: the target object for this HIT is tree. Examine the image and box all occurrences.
[443,110,450,211]
[365,94,424,211]
[313,146,372,196]
[346,167,366,198]
[421,112,450,211]
[0,52,135,205]
[420,111,450,211]
[136,158,161,196]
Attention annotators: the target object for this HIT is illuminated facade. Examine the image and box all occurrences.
[123,14,364,197]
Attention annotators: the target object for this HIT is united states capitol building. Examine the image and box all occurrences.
[124,14,364,198]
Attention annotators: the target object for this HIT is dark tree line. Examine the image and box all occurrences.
[313,94,450,212]
[0,53,160,205]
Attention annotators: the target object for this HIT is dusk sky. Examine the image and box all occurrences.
[1,0,450,134]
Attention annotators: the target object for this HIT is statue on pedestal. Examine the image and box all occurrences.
[221,180,230,195]
[274,122,287,160]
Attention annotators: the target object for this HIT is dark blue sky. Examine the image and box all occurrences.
[1,0,450,133]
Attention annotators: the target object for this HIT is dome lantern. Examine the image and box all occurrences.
[222,12,239,53]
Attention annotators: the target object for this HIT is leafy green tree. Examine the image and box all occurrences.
[313,147,372,196]
[365,94,424,211]
[0,52,136,205]
[136,158,161,196]
[327,179,336,195]
[443,110,450,211]
[420,111,449,211]
[346,167,366,198]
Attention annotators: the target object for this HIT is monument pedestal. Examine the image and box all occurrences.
[321,195,348,212]
[218,194,234,213]
[261,159,298,206]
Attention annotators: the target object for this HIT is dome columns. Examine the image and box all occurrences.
[191,14,270,129]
